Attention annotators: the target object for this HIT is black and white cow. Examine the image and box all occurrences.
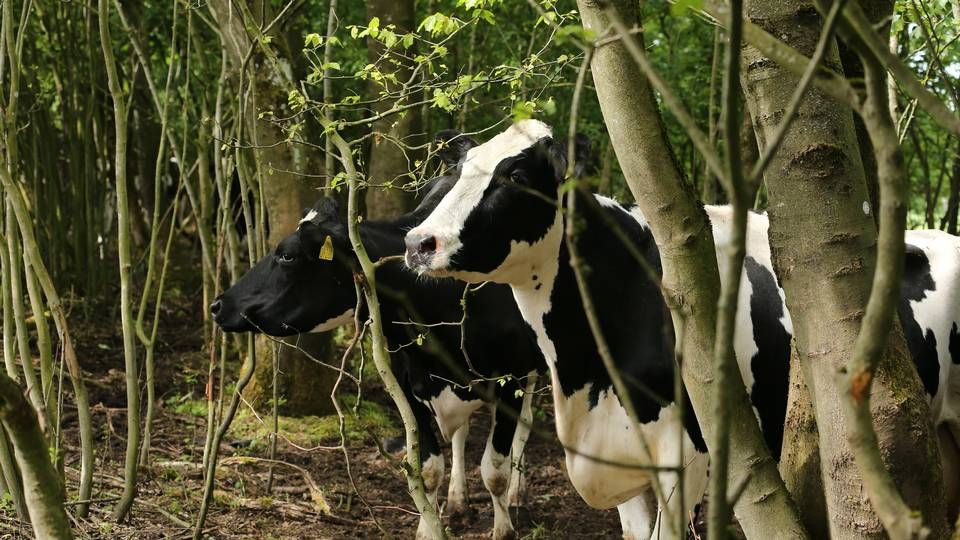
[404,119,960,537]
[211,175,544,539]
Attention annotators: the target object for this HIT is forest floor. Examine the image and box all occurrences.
[0,274,644,539]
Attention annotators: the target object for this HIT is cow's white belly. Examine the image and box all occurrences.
[554,384,696,509]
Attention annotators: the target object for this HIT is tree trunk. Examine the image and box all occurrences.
[741,1,948,536]
[0,374,72,539]
[577,1,809,537]
[834,0,894,222]
[210,1,336,417]
[941,139,960,235]
[778,349,827,538]
[364,0,419,219]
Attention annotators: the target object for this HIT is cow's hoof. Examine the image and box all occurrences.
[492,526,517,540]
[382,436,405,454]
[447,503,475,529]
[446,500,473,518]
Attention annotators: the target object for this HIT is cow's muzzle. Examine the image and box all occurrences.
[404,232,438,271]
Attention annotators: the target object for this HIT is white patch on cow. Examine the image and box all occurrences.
[595,194,621,208]
[863,201,871,215]
[415,452,444,540]
[594,194,650,231]
[705,206,794,394]
[446,422,470,515]
[408,119,553,273]
[617,493,656,540]
[628,205,650,230]
[307,309,354,333]
[555,386,707,511]
[903,230,960,426]
[481,403,516,539]
[425,386,483,442]
[299,209,318,225]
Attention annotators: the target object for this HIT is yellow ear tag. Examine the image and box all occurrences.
[319,235,334,261]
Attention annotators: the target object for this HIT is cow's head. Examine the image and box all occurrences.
[211,198,356,336]
[404,120,568,284]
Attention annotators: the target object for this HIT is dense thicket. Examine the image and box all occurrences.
[0,0,956,538]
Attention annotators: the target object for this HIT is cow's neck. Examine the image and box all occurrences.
[508,191,698,445]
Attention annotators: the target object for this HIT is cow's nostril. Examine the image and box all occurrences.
[210,299,222,317]
[418,236,437,254]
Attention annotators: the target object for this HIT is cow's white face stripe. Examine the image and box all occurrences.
[408,119,553,273]
[300,209,319,225]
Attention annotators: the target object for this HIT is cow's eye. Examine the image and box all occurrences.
[509,170,525,183]
[277,253,296,265]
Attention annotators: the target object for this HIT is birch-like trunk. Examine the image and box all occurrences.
[741,1,948,536]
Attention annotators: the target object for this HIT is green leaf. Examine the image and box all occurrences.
[304,33,322,48]
[541,97,556,116]
[670,0,703,16]
[511,100,537,121]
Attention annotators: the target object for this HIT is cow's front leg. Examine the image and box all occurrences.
[617,488,656,540]
[649,448,708,540]
[409,391,445,540]
[507,372,537,507]
[446,420,471,518]
[482,385,525,540]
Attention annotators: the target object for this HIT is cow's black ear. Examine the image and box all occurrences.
[530,136,568,184]
[434,130,478,169]
[557,134,597,178]
[308,197,341,224]
[572,134,597,178]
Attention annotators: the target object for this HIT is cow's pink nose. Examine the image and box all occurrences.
[405,233,438,268]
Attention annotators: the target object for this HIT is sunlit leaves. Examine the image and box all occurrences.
[511,100,537,121]
[419,12,462,37]
[287,89,306,111]
[304,33,322,49]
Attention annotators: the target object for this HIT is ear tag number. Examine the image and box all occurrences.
[319,235,334,261]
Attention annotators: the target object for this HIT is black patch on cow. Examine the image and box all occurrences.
[898,244,940,396]
[489,381,526,457]
[451,138,562,274]
[743,256,791,460]
[542,193,706,453]
[951,322,960,365]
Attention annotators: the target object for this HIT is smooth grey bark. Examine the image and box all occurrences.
[741,0,948,536]
[364,0,418,219]
[209,0,335,416]
[577,1,808,537]
[0,374,72,539]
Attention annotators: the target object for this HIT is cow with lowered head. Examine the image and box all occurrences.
[212,163,545,540]
[404,119,960,537]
